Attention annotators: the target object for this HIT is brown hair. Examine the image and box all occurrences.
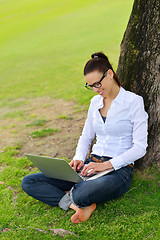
[84,52,121,86]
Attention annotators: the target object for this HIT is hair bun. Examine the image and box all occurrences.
[91,53,99,58]
[91,52,108,61]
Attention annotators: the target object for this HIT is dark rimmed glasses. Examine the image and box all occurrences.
[85,70,108,90]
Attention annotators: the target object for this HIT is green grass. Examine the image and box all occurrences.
[0,0,133,106]
[26,119,47,127]
[0,146,160,239]
[31,128,61,138]
[0,99,30,109]
[57,114,73,120]
[3,110,25,119]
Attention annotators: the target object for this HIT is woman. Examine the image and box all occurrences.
[22,52,148,224]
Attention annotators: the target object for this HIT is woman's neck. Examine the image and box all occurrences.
[103,84,120,103]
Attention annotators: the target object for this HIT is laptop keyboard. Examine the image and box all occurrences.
[76,164,97,181]
[77,171,96,181]
[77,172,89,181]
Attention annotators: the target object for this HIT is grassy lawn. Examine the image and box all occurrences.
[0,0,160,239]
[0,0,133,105]
[0,146,159,239]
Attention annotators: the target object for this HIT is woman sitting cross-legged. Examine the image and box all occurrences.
[22,52,148,224]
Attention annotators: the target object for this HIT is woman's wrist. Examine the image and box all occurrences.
[103,160,114,170]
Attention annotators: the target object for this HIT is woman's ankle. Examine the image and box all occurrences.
[69,203,79,211]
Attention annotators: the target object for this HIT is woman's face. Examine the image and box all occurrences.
[84,70,115,98]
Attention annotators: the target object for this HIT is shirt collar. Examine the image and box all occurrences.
[112,86,125,105]
[96,86,125,108]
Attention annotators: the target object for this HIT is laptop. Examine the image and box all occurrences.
[25,154,113,183]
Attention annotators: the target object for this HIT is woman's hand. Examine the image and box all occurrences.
[81,161,113,176]
[69,160,84,171]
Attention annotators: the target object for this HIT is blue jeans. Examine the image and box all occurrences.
[22,155,133,210]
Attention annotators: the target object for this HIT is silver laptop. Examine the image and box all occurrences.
[25,154,113,183]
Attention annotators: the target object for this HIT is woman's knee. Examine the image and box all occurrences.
[71,181,97,207]
[72,191,88,207]
[21,174,35,193]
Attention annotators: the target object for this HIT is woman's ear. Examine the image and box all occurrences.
[107,69,114,79]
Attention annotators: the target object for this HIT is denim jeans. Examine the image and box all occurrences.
[22,155,133,210]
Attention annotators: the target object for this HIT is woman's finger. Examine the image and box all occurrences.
[81,164,94,176]
[69,160,77,170]
[86,168,94,176]
[77,161,84,170]
[69,161,73,167]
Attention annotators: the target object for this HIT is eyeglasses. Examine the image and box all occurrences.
[85,70,108,90]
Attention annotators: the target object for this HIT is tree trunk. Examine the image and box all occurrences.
[117,0,160,169]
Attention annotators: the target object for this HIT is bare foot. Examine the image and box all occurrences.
[70,203,96,224]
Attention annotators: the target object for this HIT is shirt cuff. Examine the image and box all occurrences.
[110,156,125,171]
[73,154,85,162]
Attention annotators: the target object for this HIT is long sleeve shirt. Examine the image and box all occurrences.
[73,87,148,170]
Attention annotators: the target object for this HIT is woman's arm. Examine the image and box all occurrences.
[73,99,96,162]
[110,96,148,170]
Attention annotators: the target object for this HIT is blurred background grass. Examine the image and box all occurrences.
[0,0,133,105]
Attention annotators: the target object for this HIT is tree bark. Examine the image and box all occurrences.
[117,0,160,169]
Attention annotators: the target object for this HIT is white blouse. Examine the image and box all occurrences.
[73,87,148,170]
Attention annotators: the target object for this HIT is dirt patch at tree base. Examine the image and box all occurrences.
[0,97,87,160]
